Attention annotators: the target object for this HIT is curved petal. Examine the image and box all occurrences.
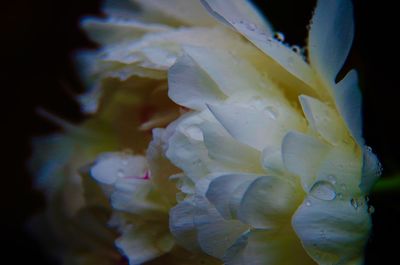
[333,70,364,146]
[360,146,382,193]
[200,121,263,173]
[237,176,304,229]
[168,54,227,110]
[207,104,286,151]
[200,0,273,33]
[282,131,330,189]
[308,0,355,85]
[223,229,315,265]
[292,196,371,265]
[206,173,260,219]
[299,95,347,144]
[116,222,174,265]
[90,153,148,185]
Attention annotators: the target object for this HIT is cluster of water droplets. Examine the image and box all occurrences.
[305,174,375,214]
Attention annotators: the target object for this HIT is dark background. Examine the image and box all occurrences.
[3,0,399,264]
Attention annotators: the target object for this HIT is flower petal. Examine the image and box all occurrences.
[292,196,371,265]
[223,229,315,265]
[308,0,354,85]
[207,104,286,151]
[282,131,330,189]
[206,173,260,219]
[200,0,273,33]
[360,146,381,193]
[90,153,148,185]
[237,176,304,229]
[333,70,363,146]
[168,54,227,110]
[299,95,347,144]
[200,121,263,173]
[116,222,174,265]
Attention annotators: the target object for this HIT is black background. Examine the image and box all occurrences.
[3,0,399,264]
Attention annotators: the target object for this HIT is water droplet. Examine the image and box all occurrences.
[327,175,337,184]
[291,45,301,54]
[246,22,256,31]
[305,200,312,207]
[309,180,336,201]
[274,32,285,42]
[265,106,279,120]
[350,197,364,210]
[368,205,375,214]
[337,193,343,199]
[117,169,125,178]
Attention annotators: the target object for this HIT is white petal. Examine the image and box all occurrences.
[165,114,210,182]
[292,196,371,265]
[194,192,249,258]
[308,0,355,85]
[200,0,273,34]
[333,70,364,146]
[206,173,260,219]
[182,46,275,100]
[90,153,147,185]
[169,200,201,252]
[200,121,263,173]
[224,229,315,265]
[299,95,347,144]
[360,146,381,193]
[116,222,174,265]
[282,131,330,189]
[237,176,303,229]
[207,104,285,151]
[168,54,227,110]
[261,146,285,173]
[110,177,166,218]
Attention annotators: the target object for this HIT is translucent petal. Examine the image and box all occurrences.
[292,196,371,265]
[282,131,330,189]
[200,0,273,33]
[206,173,260,219]
[168,54,227,110]
[223,229,315,265]
[360,146,381,193]
[237,176,303,229]
[333,70,364,146]
[300,95,347,144]
[207,104,286,151]
[308,0,354,85]
[200,121,263,173]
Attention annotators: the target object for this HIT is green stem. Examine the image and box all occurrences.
[372,175,400,193]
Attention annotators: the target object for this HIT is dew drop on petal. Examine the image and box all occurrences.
[274,32,285,42]
[368,205,375,214]
[305,200,312,207]
[291,45,301,54]
[309,180,336,201]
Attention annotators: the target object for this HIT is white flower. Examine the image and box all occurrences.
[166,0,381,264]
